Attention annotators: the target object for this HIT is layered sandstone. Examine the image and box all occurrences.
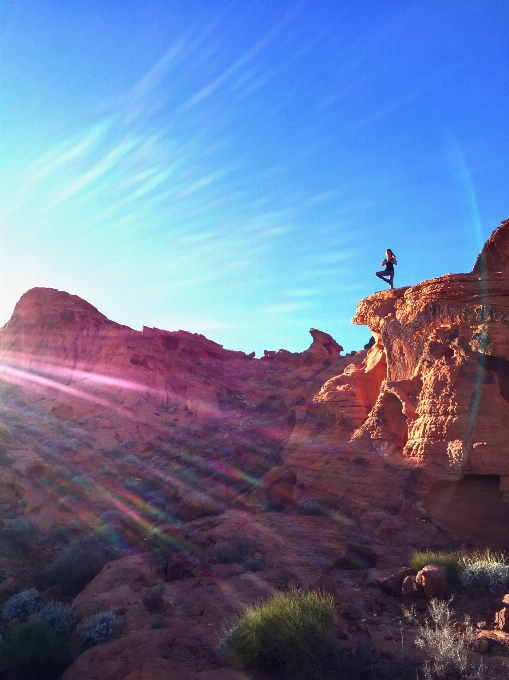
[0,287,349,445]
[284,217,509,517]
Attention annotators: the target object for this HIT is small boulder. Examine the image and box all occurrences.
[402,575,425,599]
[495,608,509,632]
[375,567,417,596]
[415,564,449,599]
[261,465,296,507]
[175,493,224,521]
[494,596,509,631]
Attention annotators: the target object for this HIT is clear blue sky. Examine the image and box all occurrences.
[1,0,508,354]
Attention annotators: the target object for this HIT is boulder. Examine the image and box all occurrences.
[415,564,449,599]
[495,607,509,632]
[401,575,425,598]
[176,493,224,522]
[260,465,296,507]
[494,594,509,631]
[375,567,417,596]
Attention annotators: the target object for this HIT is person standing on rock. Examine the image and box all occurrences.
[375,249,397,289]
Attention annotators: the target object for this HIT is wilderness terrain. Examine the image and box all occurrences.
[1,219,509,679]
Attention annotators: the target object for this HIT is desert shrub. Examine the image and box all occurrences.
[459,549,509,594]
[409,550,461,587]
[44,532,124,596]
[37,525,78,547]
[143,584,164,612]
[0,518,38,556]
[78,611,120,647]
[4,620,70,680]
[2,589,42,622]
[218,590,347,680]
[32,602,77,638]
[211,535,255,564]
[297,497,324,516]
[416,598,491,680]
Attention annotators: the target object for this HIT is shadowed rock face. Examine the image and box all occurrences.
[472,217,509,274]
[282,218,509,522]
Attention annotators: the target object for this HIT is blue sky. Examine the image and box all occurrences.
[1,0,508,354]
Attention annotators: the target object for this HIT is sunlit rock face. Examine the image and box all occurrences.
[284,218,509,509]
[0,286,356,521]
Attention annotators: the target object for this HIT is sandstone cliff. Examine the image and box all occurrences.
[283,217,509,545]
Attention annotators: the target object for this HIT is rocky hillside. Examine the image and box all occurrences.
[0,219,509,679]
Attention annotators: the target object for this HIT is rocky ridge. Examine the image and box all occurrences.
[1,219,509,679]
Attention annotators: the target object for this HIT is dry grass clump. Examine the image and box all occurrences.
[416,598,496,679]
[218,589,347,680]
[410,550,461,584]
[458,549,509,594]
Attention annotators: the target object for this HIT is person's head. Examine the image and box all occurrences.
[386,248,395,258]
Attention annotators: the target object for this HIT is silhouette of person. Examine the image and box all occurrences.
[375,249,397,289]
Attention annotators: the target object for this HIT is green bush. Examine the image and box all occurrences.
[5,620,70,680]
[218,590,347,680]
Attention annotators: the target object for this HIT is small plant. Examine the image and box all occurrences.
[297,497,324,516]
[2,589,42,622]
[211,535,255,564]
[416,598,490,680]
[143,584,164,612]
[32,602,77,638]
[44,532,124,596]
[4,619,70,680]
[410,549,460,575]
[0,518,38,556]
[459,549,509,594]
[78,611,120,647]
[218,590,346,680]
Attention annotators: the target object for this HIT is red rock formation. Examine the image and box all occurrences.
[283,218,509,544]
